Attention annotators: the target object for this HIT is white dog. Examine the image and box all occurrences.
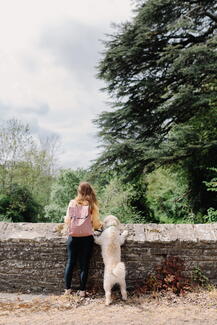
[94,215,128,305]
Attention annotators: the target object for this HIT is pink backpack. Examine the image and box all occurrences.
[68,201,93,237]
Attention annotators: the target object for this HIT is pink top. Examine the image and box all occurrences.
[68,201,93,237]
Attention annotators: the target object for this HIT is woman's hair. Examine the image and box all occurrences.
[75,182,98,213]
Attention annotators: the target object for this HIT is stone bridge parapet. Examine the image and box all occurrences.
[0,222,217,293]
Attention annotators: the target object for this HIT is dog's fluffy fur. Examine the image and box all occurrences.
[94,215,128,305]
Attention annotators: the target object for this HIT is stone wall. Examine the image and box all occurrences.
[0,222,217,294]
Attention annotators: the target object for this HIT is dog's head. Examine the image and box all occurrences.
[103,215,121,229]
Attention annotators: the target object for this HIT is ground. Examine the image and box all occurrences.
[1,289,217,325]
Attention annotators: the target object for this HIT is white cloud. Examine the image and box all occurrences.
[0,0,133,169]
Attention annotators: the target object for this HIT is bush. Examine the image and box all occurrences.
[0,184,41,222]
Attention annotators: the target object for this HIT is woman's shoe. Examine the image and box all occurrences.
[64,289,72,295]
[79,290,86,297]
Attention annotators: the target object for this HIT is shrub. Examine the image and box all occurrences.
[0,184,41,222]
[135,256,192,296]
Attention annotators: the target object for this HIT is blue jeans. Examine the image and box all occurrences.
[64,235,94,290]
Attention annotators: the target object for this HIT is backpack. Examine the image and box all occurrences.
[68,200,93,237]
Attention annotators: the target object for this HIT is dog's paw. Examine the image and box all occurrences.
[93,235,101,245]
[54,224,64,233]
[122,291,127,301]
[122,230,128,237]
[105,299,112,306]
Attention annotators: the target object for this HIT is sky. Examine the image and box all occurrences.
[0,0,134,169]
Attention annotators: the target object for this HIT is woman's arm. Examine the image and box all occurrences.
[64,208,70,226]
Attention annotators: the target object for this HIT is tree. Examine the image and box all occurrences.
[0,119,60,221]
[0,119,34,189]
[44,169,86,222]
[95,0,217,173]
[94,0,217,214]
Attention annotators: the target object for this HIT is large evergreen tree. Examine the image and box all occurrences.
[94,0,217,214]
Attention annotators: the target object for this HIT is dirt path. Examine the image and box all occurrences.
[1,290,217,325]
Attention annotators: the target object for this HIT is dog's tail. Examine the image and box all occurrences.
[112,262,126,278]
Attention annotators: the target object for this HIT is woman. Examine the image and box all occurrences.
[64,182,102,297]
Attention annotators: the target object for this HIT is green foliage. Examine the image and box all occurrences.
[44,168,154,224]
[191,267,211,289]
[161,109,217,214]
[98,177,135,222]
[49,170,80,207]
[97,177,148,223]
[44,169,86,222]
[129,179,155,222]
[204,208,217,223]
[0,194,12,222]
[204,168,217,193]
[146,167,193,223]
[0,184,41,222]
[44,203,66,223]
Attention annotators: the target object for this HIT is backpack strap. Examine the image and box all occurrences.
[70,199,76,207]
